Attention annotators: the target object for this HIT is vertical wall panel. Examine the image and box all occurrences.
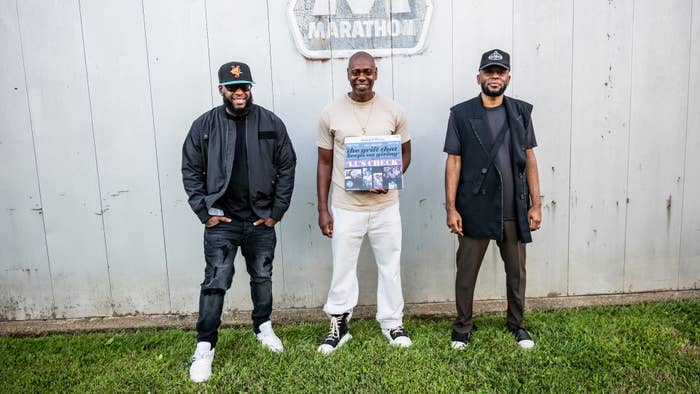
[206,0,279,313]
[569,0,633,295]
[17,0,111,318]
[143,0,213,313]
[513,0,573,298]
[393,0,454,302]
[625,0,691,292]
[0,0,54,320]
[269,1,334,308]
[453,0,513,300]
[680,0,700,290]
[80,0,169,314]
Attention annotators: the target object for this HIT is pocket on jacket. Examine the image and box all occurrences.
[258,131,276,140]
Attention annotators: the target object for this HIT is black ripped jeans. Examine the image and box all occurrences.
[196,220,276,348]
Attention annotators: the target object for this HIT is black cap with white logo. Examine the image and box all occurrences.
[479,49,510,70]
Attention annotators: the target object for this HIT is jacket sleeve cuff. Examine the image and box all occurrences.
[270,207,285,222]
[196,209,210,223]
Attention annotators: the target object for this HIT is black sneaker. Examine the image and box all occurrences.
[317,313,352,354]
[382,325,412,347]
[510,327,535,349]
[451,330,469,350]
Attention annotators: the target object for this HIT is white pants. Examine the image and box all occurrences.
[323,202,405,329]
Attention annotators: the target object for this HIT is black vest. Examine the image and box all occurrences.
[450,95,534,243]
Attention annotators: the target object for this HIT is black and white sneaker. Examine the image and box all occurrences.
[451,330,469,350]
[511,327,535,349]
[317,313,352,354]
[382,325,412,347]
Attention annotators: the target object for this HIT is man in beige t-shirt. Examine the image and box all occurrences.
[316,51,412,354]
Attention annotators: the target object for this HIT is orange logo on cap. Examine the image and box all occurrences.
[230,65,241,78]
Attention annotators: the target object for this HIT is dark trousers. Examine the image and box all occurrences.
[196,220,276,348]
[454,220,526,333]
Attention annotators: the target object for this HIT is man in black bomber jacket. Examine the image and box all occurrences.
[443,49,542,351]
[182,61,296,383]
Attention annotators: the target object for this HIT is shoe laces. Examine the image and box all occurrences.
[325,315,342,340]
[192,349,212,363]
[389,325,406,337]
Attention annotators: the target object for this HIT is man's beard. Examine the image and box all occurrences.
[481,82,508,97]
[224,94,253,116]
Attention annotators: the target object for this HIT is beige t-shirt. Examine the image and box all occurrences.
[317,93,410,212]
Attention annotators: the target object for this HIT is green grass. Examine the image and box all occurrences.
[1,301,698,393]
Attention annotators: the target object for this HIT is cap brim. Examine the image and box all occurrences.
[479,62,510,70]
[220,80,255,85]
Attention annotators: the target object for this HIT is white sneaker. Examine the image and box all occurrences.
[451,341,468,350]
[451,330,469,350]
[512,328,536,349]
[189,342,215,383]
[382,325,412,347]
[256,321,284,353]
[518,339,535,349]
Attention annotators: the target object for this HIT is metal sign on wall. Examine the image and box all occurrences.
[288,0,433,59]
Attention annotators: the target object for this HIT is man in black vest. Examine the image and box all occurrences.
[443,49,542,350]
[182,61,296,382]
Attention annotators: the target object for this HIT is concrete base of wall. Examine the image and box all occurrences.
[1,289,698,336]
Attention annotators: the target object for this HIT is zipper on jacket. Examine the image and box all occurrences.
[218,113,234,207]
[245,114,254,215]
[496,165,504,239]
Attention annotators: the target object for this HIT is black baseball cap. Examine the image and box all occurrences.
[218,61,255,86]
[479,49,510,70]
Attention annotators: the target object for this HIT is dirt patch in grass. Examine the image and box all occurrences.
[679,342,700,358]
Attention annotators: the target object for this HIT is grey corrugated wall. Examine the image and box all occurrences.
[1,0,698,321]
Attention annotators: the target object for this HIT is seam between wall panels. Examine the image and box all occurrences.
[328,0,335,98]
[678,0,694,290]
[450,0,454,107]
[16,0,56,319]
[204,0,214,108]
[77,0,114,312]
[511,0,514,96]
[140,0,172,312]
[266,0,276,113]
[622,1,636,294]
[452,0,459,280]
[389,0,395,101]
[567,1,575,296]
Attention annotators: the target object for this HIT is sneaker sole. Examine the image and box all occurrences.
[517,339,535,349]
[258,341,284,353]
[382,331,412,347]
[451,341,468,350]
[317,333,352,354]
[190,374,211,383]
[189,366,212,383]
[256,335,284,353]
[390,338,412,347]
